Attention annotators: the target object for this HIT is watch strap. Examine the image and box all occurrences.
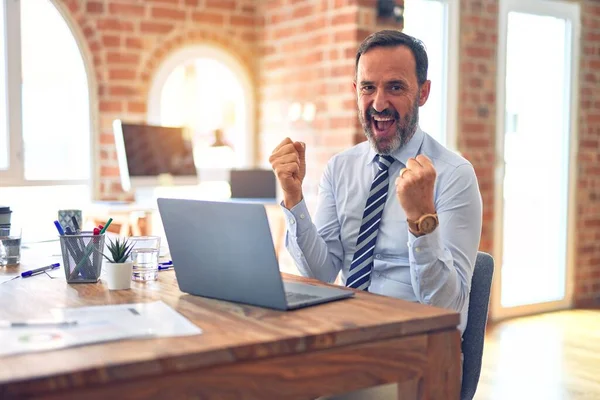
[407,213,439,235]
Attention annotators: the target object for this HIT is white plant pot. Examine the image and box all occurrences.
[104,261,133,290]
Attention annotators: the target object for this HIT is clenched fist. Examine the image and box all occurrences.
[395,154,437,223]
[269,138,306,209]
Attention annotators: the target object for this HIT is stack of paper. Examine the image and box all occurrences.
[0,301,202,357]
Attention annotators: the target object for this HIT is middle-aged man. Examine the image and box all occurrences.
[268,30,482,334]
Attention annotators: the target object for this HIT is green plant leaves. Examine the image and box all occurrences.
[103,237,134,264]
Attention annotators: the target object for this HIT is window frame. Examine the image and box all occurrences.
[402,0,460,151]
[0,0,99,196]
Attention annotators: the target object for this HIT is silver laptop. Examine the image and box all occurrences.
[157,198,354,310]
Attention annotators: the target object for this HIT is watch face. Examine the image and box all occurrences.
[420,216,437,233]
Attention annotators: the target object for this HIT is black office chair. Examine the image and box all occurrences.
[461,251,494,400]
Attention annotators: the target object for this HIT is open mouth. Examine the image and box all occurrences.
[371,115,396,136]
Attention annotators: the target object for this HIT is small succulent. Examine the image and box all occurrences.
[103,237,134,263]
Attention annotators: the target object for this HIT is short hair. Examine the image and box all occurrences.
[355,30,428,86]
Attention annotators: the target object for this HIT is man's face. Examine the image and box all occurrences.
[354,46,430,155]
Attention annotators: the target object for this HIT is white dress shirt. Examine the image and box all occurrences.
[281,127,482,334]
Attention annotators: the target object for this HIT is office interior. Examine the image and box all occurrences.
[0,0,599,399]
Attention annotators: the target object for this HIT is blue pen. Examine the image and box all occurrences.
[158,261,173,271]
[53,221,65,236]
[21,263,60,278]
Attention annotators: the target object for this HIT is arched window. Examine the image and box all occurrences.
[148,45,254,175]
[0,0,92,183]
[0,0,94,240]
[20,0,91,181]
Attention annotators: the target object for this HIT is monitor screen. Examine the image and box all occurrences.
[113,120,197,191]
[229,169,277,200]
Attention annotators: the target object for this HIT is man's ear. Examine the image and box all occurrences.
[418,80,431,106]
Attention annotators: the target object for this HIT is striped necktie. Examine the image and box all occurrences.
[346,154,395,290]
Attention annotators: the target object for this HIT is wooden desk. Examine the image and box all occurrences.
[0,263,461,399]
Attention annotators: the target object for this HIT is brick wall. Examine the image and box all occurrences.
[457,0,497,256]
[52,0,600,305]
[575,0,600,307]
[257,0,400,211]
[55,0,258,200]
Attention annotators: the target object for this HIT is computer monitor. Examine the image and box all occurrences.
[229,169,277,200]
[113,120,198,192]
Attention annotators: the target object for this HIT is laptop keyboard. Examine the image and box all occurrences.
[285,291,321,303]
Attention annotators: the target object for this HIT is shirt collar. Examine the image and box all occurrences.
[366,125,425,166]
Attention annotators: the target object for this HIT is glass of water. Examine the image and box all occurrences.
[0,226,22,266]
[129,236,161,282]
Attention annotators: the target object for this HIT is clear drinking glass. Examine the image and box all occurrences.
[0,226,22,266]
[129,236,161,282]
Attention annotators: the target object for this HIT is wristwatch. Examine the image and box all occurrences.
[407,213,439,236]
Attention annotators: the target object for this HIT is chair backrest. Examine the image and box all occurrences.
[461,251,494,400]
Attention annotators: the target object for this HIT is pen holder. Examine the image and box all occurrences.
[59,233,105,283]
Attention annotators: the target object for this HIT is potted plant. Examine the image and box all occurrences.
[102,237,134,290]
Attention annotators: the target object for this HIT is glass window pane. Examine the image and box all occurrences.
[159,58,245,169]
[0,1,8,171]
[501,12,570,307]
[402,0,448,145]
[20,0,90,180]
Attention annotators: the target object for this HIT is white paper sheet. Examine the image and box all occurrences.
[0,275,19,285]
[0,301,202,357]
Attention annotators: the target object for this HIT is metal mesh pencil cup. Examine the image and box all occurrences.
[59,233,105,283]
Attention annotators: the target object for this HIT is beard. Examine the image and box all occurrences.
[359,95,420,155]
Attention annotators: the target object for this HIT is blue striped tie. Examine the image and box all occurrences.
[346,154,395,290]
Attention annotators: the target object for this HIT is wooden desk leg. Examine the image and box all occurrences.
[414,329,462,400]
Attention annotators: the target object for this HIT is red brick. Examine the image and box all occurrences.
[335,29,356,42]
[140,22,174,34]
[106,52,140,65]
[102,35,120,47]
[292,5,312,19]
[128,102,147,113]
[241,3,255,13]
[109,69,136,80]
[86,1,104,13]
[101,166,121,177]
[465,46,493,58]
[330,116,354,129]
[185,0,199,5]
[206,0,235,10]
[333,11,356,25]
[99,133,115,145]
[192,11,225,24]
[99,101,123,113]
[146,0,179,3]
[231,15,254,26]
[64,0,79,13]
[125,37,144,49]
[109,86,138,96]
[151,7,186,20]
[108,3,145,16]
[305,16,327,31]
[242,31,257,42]
[96,19,135,32]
